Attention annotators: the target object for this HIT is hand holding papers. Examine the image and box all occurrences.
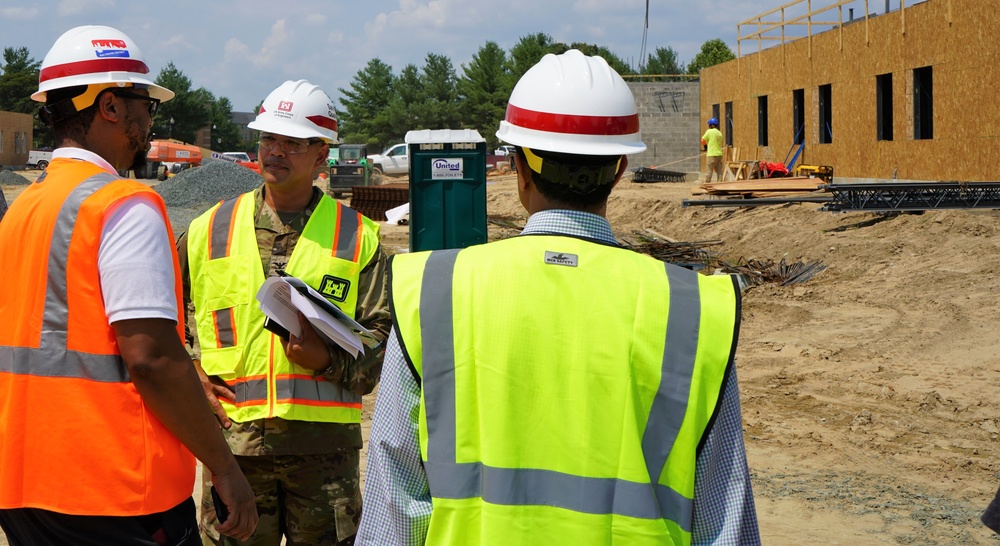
[256,275,376,359]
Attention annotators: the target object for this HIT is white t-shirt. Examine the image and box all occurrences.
[53,148,178,324]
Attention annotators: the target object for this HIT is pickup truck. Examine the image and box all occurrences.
[367,143,408,176]
[27,150,53,170]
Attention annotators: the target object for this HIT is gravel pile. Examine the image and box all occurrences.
[155,162,263,235]
[155,162,263,208]
[0,171,32,186]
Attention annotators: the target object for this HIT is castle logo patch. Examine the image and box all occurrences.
[544,251,578,267]
[319,275,351,302]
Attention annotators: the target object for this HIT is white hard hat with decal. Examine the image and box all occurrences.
[248,80,338,144]
[32,25,173,104]
[496,49,645,156]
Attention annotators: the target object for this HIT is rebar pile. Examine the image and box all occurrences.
[720,257,827,286]
[627,240,722,270]
[350,184,409,222]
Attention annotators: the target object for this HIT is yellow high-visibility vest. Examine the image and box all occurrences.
[187,191,381,423]
[391,234,739,545]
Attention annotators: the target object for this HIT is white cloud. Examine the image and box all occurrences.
[161,34,195,52]
[222,19,290,70]
[253,19,289,68]
[57,0,113,17]
[304,13,326,25]
[326,30,345,46]
[366,0,480,41]
[224,38,252,63]
[0,7,39,19]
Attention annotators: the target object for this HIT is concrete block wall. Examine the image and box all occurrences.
[627,82,701,175]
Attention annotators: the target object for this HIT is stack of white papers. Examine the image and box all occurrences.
[256,276,375,358]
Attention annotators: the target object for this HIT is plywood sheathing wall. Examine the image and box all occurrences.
[702,0,1000,182]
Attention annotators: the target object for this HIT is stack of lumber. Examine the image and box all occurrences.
[693,176,825,198]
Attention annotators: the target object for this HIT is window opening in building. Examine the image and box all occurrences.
[712,103,720,126]
[792,89,805,145]
[724,101,734,147]
[877,73,894,141]
[757,96,769,147]
[818,84,832,144]
[914,66,933,140]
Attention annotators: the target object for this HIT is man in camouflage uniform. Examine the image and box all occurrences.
[177,80,389,546]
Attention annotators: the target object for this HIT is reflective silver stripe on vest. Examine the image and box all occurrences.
[0,346,128,382]
[274,377,362,405]
[642,263,701,527]
[234,378,268,403]
[212,308,236,348]
[210,196,239,260]
[41,173,118,351]
[335,205,360,261]
[207,197,240,347]
[17,172,133,383]
[418,249,694,528]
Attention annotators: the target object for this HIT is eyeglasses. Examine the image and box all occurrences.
[111,90,160,118]
[258,134,323,155]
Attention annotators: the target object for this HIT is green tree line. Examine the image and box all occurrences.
[338,35,735,152]
[0,35,734,153]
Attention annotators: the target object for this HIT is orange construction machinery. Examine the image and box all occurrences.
[147,140,203,166]
[142,140,203,179]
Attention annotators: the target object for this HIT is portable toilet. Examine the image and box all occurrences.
[405,129,488,252]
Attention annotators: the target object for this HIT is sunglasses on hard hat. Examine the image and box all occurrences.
[110,90,160,118]
[258,134,323,155]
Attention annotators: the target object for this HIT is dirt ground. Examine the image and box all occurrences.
[3,171,1000,544]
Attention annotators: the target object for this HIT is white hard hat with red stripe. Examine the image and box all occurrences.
[32,25,173,104]
[496,49,646,156]
[248,80,338,144]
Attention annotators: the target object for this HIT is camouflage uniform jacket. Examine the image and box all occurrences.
[177,185,390,456]
[0,186,8,222]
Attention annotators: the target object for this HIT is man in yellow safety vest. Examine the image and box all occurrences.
[180,79,390,545]
[357,50,760,545]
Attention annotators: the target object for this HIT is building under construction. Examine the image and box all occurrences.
[700,0,1000,182]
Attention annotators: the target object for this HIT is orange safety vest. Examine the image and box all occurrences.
[0,158,195,516]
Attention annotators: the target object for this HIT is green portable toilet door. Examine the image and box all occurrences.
[409,144,487,252]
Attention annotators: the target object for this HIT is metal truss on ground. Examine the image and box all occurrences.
[821,182,1000,212]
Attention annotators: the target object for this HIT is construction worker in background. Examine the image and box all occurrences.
[701,117,725,182]
[0,25,257,544]
[358,49,761,546]
[178,79,390,546]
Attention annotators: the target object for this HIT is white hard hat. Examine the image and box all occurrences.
[32,25,174,104]
[248,80,338,143]
[496,49,645,156]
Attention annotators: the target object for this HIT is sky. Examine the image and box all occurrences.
[1,0,903,113]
